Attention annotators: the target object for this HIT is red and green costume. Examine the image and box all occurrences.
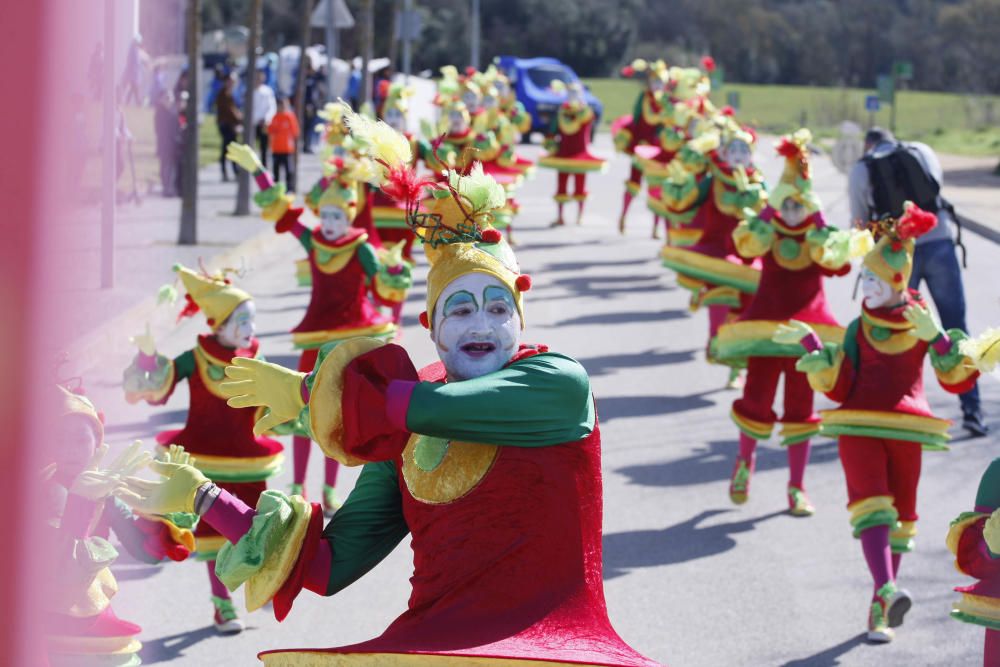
[947,458,1000,665]
[205,343,660,666]
[538,99,606,223]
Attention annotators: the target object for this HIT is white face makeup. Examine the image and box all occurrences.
[319,204,350,241]
[448,110,469,134]
[384,107,406,132]
[723,139,753,169]
[56,415,99,484]
[566,86,583,104]
[649,78,666,94]
[780,198,808,227]
[216,299,257,349]
[860,267,902,309]
[482,94,498,109]
[431,272,521,381]
[462,91,480,112]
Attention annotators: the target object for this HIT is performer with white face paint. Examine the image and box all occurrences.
[116,117,661,666]
[713,129,859,516]
[776,202,980,644]
[227,142,411,516]
[121,264,283,635]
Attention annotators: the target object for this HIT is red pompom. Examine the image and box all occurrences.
[515,274,532,292]
[720,105,735,116]
[701,56,717,73]
[480,228,502,244]
[176,293,201,322]
[897,203,937,241]
[418,311,430,329]
[775,137,800,159]
[206,317,215,327]
[890,240,903,252]
[465,66,477,77]
[893,273,903,283]
[621,65,635,78]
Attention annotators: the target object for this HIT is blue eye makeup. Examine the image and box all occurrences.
[443,290,477,317]
[483,286,515,310]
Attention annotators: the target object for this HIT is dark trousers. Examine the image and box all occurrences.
[219,123,237,179]
[255,123,269,170]
[908,238,980,414]
[273,152,295,192]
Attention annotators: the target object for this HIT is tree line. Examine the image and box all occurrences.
[189,0,1000,93]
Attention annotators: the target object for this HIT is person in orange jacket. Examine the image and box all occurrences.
[268,97,301,192]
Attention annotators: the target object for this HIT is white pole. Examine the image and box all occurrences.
[470,0,480,70]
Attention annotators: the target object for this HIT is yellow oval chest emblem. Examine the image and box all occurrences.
[401,434,499,504]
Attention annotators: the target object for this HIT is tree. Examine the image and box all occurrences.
[179,0,201,245]
[235,0,262,216]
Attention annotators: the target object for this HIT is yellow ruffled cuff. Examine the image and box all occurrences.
[262,193,295,223]
[807,348,845,394]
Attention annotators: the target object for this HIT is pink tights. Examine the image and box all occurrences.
[292,435,340,488]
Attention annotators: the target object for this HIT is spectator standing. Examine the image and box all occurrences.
[252,70,277,170]
[848,127,988,437]
[215,76,242,182]
[153,89,180,196]
[268,97,300,192]
[303,64,319,154]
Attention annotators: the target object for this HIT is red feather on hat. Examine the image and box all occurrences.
[701,56,716,73]
[896,202,937,240]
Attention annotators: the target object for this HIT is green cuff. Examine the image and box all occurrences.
[852,508,899,537]
[254,182,288,208]
[215,490,298,592]
[930,328,969,373]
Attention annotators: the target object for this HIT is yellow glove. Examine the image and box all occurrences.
[220,357,306,436]
[226,142,264,174]
[114,444,209,515]
[985,509,1000,556]
[903,304,942,342]
[129,322,157,357]
[773,320,816,346]
[69,440,152,502]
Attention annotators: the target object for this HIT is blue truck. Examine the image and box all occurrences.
[494,56,602,140]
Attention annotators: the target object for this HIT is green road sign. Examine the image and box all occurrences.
[877,74,895,104]
[893,60,914,81]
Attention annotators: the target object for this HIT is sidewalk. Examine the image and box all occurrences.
[61,152,322,374]
[938,152,1000,243]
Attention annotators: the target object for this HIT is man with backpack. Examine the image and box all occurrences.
[848,127,988,437]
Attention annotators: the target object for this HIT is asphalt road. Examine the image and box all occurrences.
[87,134,1000,666]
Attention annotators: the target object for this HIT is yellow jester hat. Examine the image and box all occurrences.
[173,263,251,328]
[344,105,531,330]
[863,201,938,290]
[770,128,822,215]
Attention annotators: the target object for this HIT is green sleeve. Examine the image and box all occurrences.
[297,228,313,252]
[356,242,379,279]
[405,352,595,447]
[324,460,409,596]
[632,92,644,120]
[173,349,195,381]
[842,318,861,369]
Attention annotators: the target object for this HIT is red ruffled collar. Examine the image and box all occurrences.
[197,333,259,361]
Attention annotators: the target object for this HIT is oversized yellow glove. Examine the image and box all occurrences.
[903,304,942,342]
[114,444,208,515]
[129,322,157,356]
[773,320,816,346]
[220,357,306,436]
[226,142,265,174]
[69,440,153,502]
[985,509,1000,556]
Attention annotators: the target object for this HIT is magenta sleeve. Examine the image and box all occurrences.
[931,332,953,356]
[800,331,823,353]
[202,488,256,544]
[254,170,274,191]
[385,380,417,431]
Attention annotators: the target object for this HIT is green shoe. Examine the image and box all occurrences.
[729,458,752,505]
[212,596,244,635]
[787,485,815,517]
[323,484,342,515]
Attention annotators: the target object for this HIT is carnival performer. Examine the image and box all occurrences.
[226,142,411,517]
[659,121,767,386]
[538,80,606,227]
[776,202,980,642]
[42,386,193,665]
[712,129,858,516]
[116,113,662,667]
[491,65,535,176]
[122,264,283,634]
[946,457,1000,666]
[373,80,420,260]
[613,58,670,234]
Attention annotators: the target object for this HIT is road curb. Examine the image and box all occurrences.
[959,214,1000,246]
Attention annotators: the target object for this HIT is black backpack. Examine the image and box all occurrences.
[862,142,966,266]
[862,142,940,217]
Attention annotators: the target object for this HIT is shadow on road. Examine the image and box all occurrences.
[779,633,867,666]
[533,274,670,302]
[615,439,840,487]
[557,309,687,327]
[139,625,230,664]
[104,409,189,437]
[602,508,786,578]
[597,392,717,421]
[579,348,698,376]
[540,257,653,273]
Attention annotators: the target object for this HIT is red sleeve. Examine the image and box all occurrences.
[956,517,1000,580]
